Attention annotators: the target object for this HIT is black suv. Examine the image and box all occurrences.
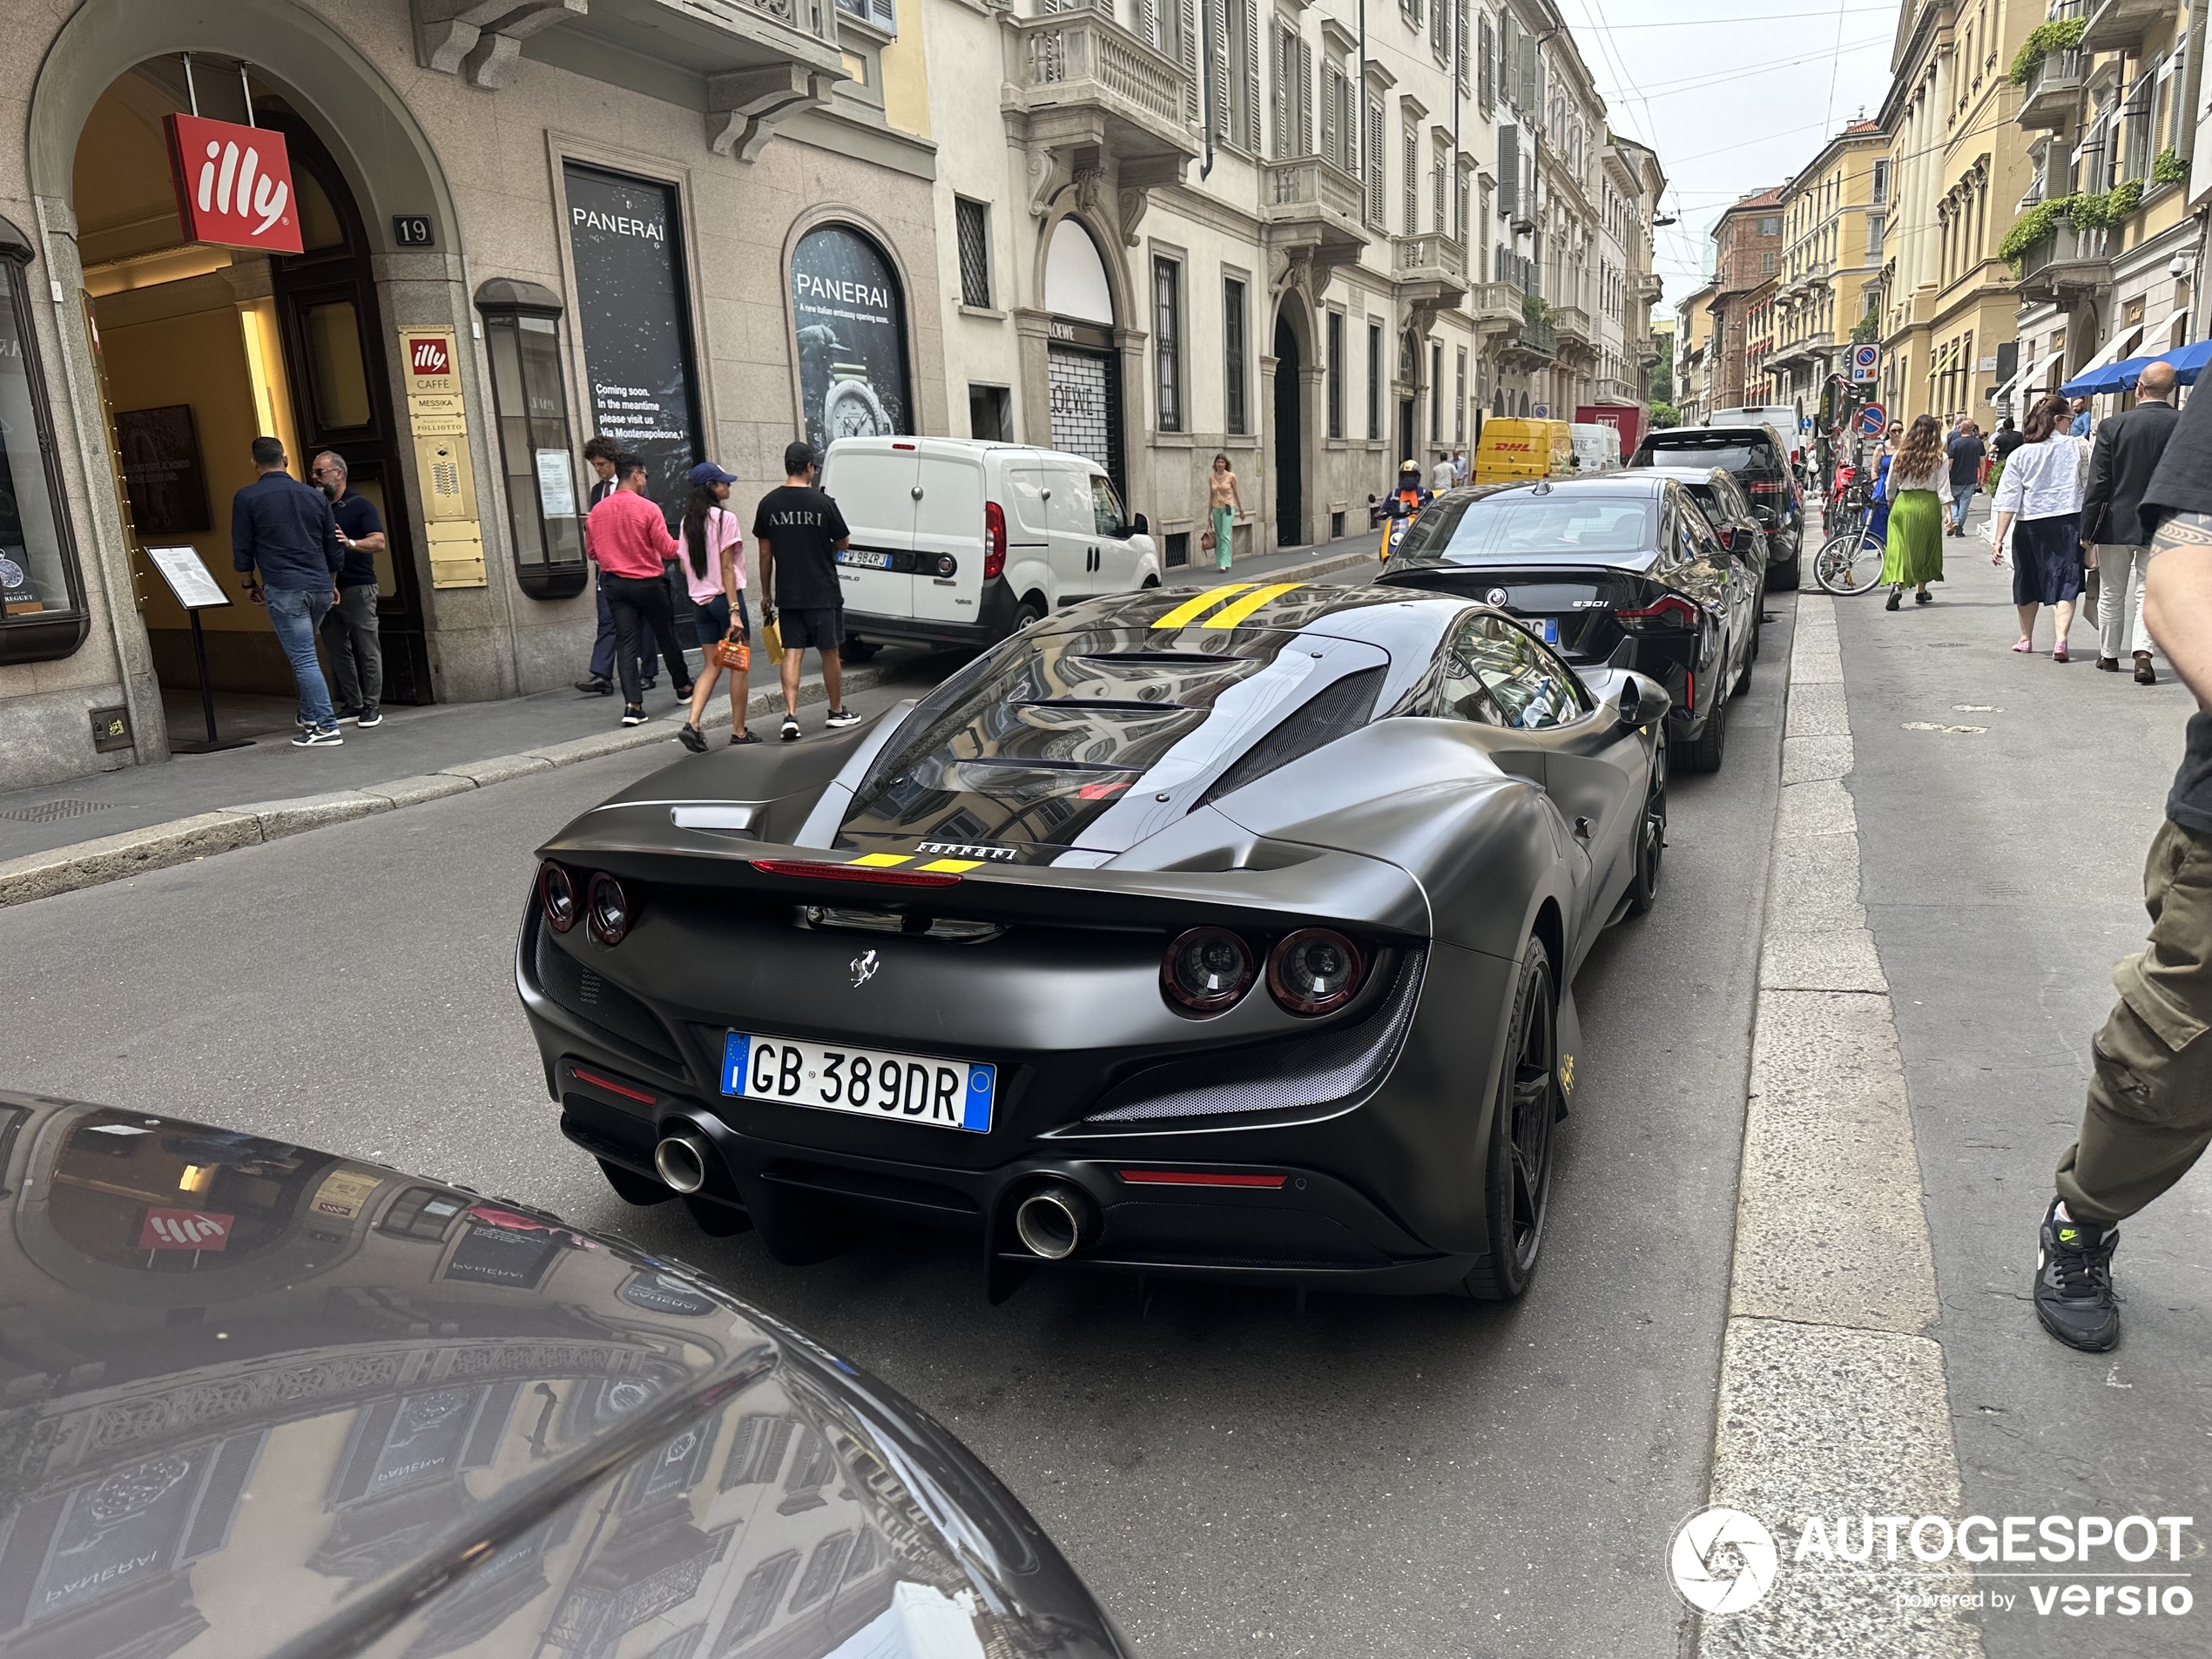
[1629,425,1804,589]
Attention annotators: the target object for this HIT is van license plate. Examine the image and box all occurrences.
[721,1032,995,1133]
[839,550,894,570]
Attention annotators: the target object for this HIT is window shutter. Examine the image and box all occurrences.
[1320,68,1339,169]
[1210,0,1230,141]
[1479,16,1493,111]
[1403,129,1417,234]
[1455,0,1469,85]
[1140,0,1159,50]
[1272,29,1290,158]
[1296,37,1312,155]
[1244,0,1263,153]
[1367,98,1386,225]
[867,0,896,35]
[1180,0,1201,124]
[1498,124,1518,220]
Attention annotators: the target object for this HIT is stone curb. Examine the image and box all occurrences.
[0,548,1369,911]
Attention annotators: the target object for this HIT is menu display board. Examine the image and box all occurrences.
[790,225,912,456]
[563,164,701,516]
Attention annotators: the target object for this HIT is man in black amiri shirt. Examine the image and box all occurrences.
[754,441,860,742]
[2033,382,2212,1352]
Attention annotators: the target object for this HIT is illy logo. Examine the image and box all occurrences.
[164,114,303,253]
[408,336,452,375]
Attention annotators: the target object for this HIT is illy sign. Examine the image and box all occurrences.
[407,334,453,375]
[163,113,304,254]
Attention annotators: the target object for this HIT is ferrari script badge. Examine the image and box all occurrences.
[850,949,880,990]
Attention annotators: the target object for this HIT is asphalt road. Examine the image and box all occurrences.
[1839,538,2210,1658]
[0,588,1792,1657]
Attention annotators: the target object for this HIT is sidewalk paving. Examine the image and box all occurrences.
[0,535,1379,903]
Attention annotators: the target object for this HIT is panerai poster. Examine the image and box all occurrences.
[789,226,913,455]
[562,163,701,516]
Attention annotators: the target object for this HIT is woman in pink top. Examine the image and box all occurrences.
[676,462,758,750]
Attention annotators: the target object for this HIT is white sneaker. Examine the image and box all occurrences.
[779,715,801,742]
[824,707,861,729]
[293,725,343,747]
[621,705,651,727]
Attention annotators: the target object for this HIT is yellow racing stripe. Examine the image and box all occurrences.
[848,853,912,867]
[1150,583,1256,629]
[916,858,981,873]
[1200,583,1304,629]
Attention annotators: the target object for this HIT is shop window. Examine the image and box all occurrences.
[0,220,89,664]
[476,279,588,601]
[301,300,372,429]
[791,224,913,451]
[955,198,991,309]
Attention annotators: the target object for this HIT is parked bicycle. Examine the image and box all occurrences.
[1813,479,1886,596]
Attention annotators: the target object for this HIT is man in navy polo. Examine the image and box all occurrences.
[312,450,385,726]
[231,435,344,747]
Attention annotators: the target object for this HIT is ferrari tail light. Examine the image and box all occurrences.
[586,873,637,946]
[1618,593,1702,631]
[1118,1170,1290,1189]
[537,860,578,933]
[1267,929,1366,1015]
[1163,927,1255,1013]
[751,858,961,887]
[984,502,1007,581]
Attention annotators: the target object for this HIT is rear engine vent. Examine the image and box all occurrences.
[1197,666,1386,807]
[1080,948,1425,1125]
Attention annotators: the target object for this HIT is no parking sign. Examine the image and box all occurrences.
[1856,403,1886,438]
[1851,342,1881,383]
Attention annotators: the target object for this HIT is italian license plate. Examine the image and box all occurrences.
[721,1032,995,1132]
[1540,617,1561,644]
[839,549,894,570]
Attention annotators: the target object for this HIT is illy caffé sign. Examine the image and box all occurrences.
[163,113,304,254]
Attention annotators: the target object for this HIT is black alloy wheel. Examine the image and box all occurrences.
[1459,936,1561,1299]
[1680,686,1727,773]
[1628,732,1667,916]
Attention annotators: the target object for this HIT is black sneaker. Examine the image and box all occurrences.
[576,677,613,696]
[677,722,707,753]
[779,715,800,742]
[621,705,651,727]
[2033,1200,2121,1352]
[334,705,365,725]
[731,729,763,745]
[355,710,383,728]
[824,706,861,729]
[673,681,696,701]
[292,725,343,748]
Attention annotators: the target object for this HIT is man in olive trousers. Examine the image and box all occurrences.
[2034,381,2212,1352]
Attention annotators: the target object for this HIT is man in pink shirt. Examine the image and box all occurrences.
[585,454,696,725]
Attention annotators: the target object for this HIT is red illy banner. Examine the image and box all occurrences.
[163,112,304,254]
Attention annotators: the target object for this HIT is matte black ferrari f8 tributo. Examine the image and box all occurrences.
[518,583,1669,1300]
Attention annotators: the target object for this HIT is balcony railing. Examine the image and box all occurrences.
[1554,304,1592,344]
[2082,0,2168,54]
[1509,314,1558,360]
[1467,281,1524,331]
[1003,8,1197,156]
[2019,49,2086,130]
[2015,221,2114,300]
[1264,156,1365,222]
[1392,233,1467,284]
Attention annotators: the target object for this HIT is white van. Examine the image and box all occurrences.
[1568,422,1622,474]
[819,435,1161,653]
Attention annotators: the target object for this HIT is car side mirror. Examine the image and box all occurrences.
[1618,678,1642,725]
[1130,513,1149,536]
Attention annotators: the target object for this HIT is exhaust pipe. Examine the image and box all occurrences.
[654,1132,714,1195]
[1013,1182,1098,1261]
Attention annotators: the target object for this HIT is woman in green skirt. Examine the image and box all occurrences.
[1881,413,1947,610]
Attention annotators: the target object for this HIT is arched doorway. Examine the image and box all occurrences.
[1042,218,1124,504]
[71,62,428,708]
[1272,314,1301,547]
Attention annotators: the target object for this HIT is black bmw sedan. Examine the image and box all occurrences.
[1375,474,1759,772]
[0,1090,1130,1659]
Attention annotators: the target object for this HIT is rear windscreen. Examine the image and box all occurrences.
[840,626,1376,849]
[1641,440,1771,471]
[1392,495,1656,563]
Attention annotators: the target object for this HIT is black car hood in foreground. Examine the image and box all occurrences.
[0,1092,1128,1659]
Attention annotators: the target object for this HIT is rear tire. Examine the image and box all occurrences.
[1770,545,1802,591]
[1680,693,1727,773]
[1015,593,1048,631]
[840,638,881,664]
[598,1157,675,1206]
[1456,937,1561,1300]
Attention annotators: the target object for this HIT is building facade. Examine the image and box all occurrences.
[1764,119,1888,428]
[2007,0,2203,415]
[1705,188,1784,409]
[1673,279,1717,423]
[1,0,949,791]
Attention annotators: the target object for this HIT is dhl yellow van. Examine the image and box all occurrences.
[1473,419,1574,484]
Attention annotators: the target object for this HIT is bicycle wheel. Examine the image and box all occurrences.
[1814,528,1886,596]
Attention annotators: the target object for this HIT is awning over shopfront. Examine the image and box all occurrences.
[2054,323,2146,395]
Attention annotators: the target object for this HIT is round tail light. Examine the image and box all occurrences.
[1267,929,1366,1015]
[1162,927,1255,1014]
[586,873,637,946]
[537,861,577,933]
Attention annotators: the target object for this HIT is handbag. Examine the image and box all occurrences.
[711,634,751,671]
[1200,527,1216,551]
